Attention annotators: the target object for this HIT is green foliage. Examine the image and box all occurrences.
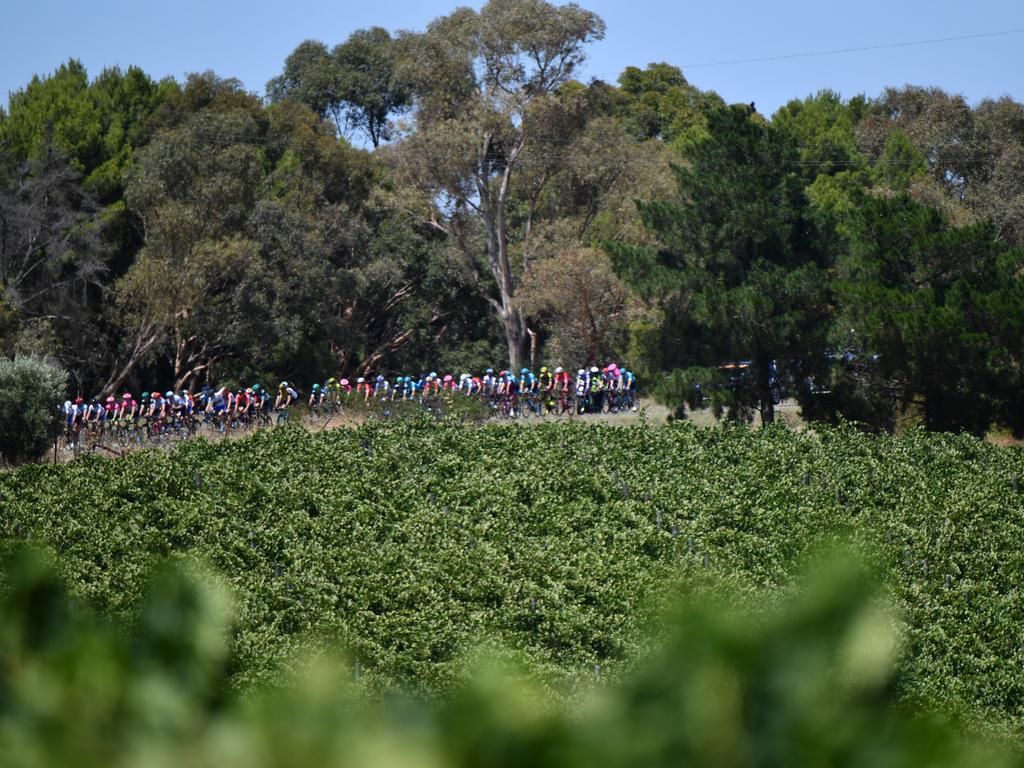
[815,195,1024,434]
[608,104,828,422]
[0,542,1010,767]
[616,62,724,142]
[772,89,866,180]
[2,422,1024,741]
[0,147,109,378]
[874,129,929,190]
[332,27,411,147]
[4,21,1024,431]
[0,60,164,203]
[267,30,410,147]
[0,356,67,464]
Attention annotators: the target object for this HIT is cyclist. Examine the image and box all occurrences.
[517,368,537,414]
[574,369,589,413]
[82,397,99,435]
[325,377,341,405]
[538,366,553,392]
[148,391,166,435]
[500,370,519,416]
[221,388,234,419]
[482,368,497,397]
[99,396,114,437]
[552,367,571,413]
[356,376,372,402]
[373,374,389,400]
[74,395,88,429]
[537,366,554,413]
[164,390,183,426]
[253,384,272,421]
[237,388,254,420]
[167,390,184,426]
[181,389,196,419]
[121,392,138,421]
[193,387,208,415]
[309,383,325,409]
[275,381,297,423]
[64,397,84,447]
[428,372,441,396]
[622,368,638,411]
[589,366,604,412]
[518,367,536,393]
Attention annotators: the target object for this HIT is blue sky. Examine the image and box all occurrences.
[3,0,1022,117]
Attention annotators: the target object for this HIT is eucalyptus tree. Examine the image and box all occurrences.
[393,0,606,370]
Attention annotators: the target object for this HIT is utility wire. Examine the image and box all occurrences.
[586,28,1024,75]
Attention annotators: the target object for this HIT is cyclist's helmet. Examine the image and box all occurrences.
[521,367,529,374]
[540,366,548,373]
[75,396,84,404]
[577,369,585,376]
[357,377,365,384]
[429,371,437,379]
[106,396,115,403]
[164,391,173,398]
[590,366,599,374]
[328,377,338,384]
[279,381,288,389]
[141,392,149,400]
[245,387,253,394]
[485,368,494,374]
[376,375,384,382]
[555,367,563,374]
[340,378,349,386]
[312,383,320,391]
[122,392,132,400]
[251,384,260,392]
[444,374,453,383]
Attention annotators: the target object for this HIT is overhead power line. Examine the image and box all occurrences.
[590,28,1024,74]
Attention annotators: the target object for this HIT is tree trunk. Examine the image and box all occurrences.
[504,306,526,372]
[757,358,775,425]
[100,325,162,396]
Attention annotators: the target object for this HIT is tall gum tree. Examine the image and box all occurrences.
[393,0,605,370]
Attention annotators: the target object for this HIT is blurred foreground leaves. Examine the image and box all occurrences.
[0,546,1010,768]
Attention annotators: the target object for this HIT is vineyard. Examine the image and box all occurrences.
[2,420,1023,735]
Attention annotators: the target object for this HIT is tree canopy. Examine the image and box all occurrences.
[1,0,1022,433]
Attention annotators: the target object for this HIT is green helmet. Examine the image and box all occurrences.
[312,383,321,390]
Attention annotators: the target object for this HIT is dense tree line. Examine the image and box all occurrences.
[1,0,1021,434]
